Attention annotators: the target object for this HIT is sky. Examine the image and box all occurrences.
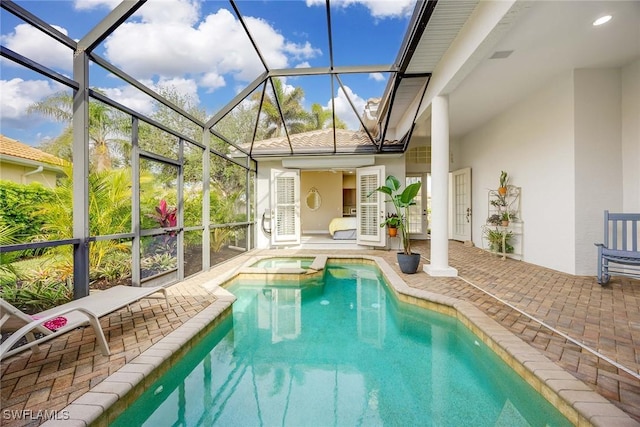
[1,0,416,146]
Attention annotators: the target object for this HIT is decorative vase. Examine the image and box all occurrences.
[388,227,398,237]
[397,252,421,274]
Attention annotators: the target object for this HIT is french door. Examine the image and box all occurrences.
[407,174,429,240]
[451,167,472,242]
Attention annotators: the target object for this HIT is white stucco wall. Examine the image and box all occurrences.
[460,72,576,274]
[573,68,622,275]
[300,171,343,233]
[622,59,640,213]
[458,63,637,275]
[256,160,279,249]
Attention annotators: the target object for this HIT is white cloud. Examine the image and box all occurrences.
[99,85,156,116]
[102,6,321,89]
[284,41,321,60]
[200,72,226,93]
[97,77,200,117]
[329,85,366,130]
[295,62,312,69]
[156,77,200,103]
[75,0,200,24]
[0,78,62,128]
[369,72,385,82]
[364,0,415,18]
[1,24,74,72]
[138,0,200,25]
[306,0,415,18]
[73,0,121,11]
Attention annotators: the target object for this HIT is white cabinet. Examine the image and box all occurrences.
[481,185,523,260]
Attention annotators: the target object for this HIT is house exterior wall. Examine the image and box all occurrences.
[574,68,622,275]
[459,63,637,275]
[622,59,640,213]
[256,161,278,249]
[0,162,59,188]
[460,71,576,274]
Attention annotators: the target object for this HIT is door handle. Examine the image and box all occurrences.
[466,207,471,223]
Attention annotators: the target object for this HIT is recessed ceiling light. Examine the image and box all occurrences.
[593,15,612,26]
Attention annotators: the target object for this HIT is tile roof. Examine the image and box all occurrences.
[242,128,403,155]
[0,135,66,167]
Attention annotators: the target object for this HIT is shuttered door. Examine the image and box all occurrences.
[271,169,300,245]
[356,165,385,246]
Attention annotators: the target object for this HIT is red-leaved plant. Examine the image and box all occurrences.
[148,199,177,228]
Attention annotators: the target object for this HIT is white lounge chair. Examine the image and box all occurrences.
[0,285,169,360]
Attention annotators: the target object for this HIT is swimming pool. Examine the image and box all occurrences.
[111,261,571,426]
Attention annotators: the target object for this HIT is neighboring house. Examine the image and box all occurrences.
[0,135,66,188]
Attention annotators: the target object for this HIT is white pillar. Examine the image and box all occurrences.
[424,95,458,277]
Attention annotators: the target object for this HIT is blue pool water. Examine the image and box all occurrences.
[250,257,315,269]
[112,261,571,426]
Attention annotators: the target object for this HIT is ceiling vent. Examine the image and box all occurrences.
[489,50,514,59]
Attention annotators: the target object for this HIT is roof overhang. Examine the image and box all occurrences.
[1,154,65,173]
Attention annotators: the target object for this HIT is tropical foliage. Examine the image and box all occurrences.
[305,103,347,131]
[0,180,56,242]
[1,269,73,314]
[32,166,133,272]
[484,227,514,253]
[369,175,422,255]
[8,83,263,295]
[254,78,310,139]
[29,91,130,172]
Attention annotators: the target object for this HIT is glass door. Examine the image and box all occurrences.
[407,174,429,240]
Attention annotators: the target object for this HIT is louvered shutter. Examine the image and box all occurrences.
[271,169,300,245]
[357,166,385,246]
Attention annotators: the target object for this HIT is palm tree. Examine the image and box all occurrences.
[253,78,310,139]
[28,91,129,172]
[306,103,347,131]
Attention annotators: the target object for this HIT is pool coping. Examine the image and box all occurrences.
[41,254,638,427]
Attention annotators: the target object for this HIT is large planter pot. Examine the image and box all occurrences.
[397,252,421,274]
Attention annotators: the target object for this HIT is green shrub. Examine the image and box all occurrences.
[91,251,132,282]
[1,269,72,314]
[0,180,55,242]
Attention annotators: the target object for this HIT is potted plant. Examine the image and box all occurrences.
[483,227,514,254]
[383,213,401,237]
[500,211,510,226]
[498,171,509,195]
[369,175,422,274]
[487,214,501,226]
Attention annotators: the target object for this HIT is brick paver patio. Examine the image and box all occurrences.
[1,240,639,426]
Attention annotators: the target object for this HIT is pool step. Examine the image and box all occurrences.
[307,255,328,273]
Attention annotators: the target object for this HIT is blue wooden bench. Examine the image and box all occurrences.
[595,211,640,285]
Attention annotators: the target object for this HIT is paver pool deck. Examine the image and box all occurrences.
[1,240,639,426]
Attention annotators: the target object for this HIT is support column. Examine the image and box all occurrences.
[72,50,90,298]
[424,95,458,277]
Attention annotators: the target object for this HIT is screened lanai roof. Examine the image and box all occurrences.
[1,0,434,160]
